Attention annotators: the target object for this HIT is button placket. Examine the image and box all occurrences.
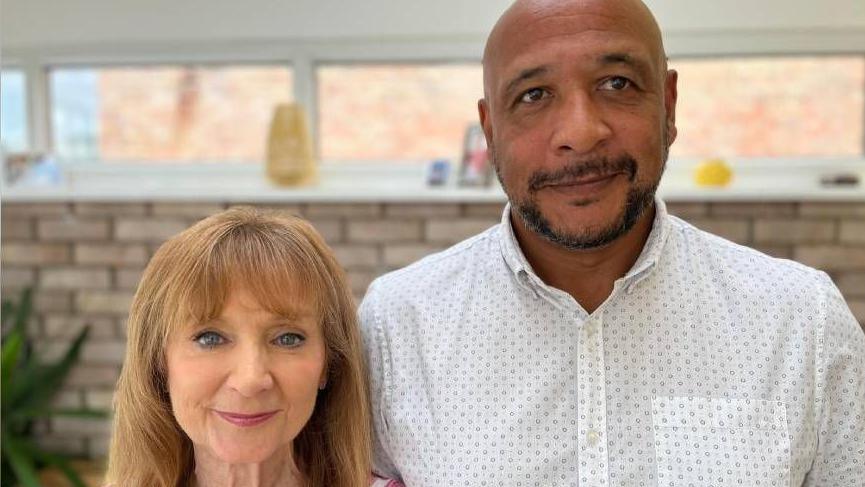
[577,317,610,485]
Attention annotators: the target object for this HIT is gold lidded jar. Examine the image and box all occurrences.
[265,103,317,186]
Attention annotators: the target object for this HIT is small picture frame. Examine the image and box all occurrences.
[458,124,493,187]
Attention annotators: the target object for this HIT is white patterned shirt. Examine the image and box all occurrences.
[359,199,865,486]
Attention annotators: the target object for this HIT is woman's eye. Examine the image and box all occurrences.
[600,76,632,91]
[274,333,305,348]
[519,88,549,104]
[194,331,226,349]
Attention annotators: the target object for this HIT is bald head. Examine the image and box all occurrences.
[482,0,667,101]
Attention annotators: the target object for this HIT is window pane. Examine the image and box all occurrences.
[318,63,483,162]
[50,65,293,163]
[670,56,865,158]
[1,70,29,152]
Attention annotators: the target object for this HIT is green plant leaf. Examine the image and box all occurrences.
[12,407,108,421]
[1,299,14,331]
[1,332,23,403]
[11,288,33,337]
[23,441,89,487]
[10,326,90,413]
[1,432,42,487]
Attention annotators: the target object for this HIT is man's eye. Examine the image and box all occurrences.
[519,88,549,104]
[194,331,226,349]
[600,76,632,91]
[274,333,305,348]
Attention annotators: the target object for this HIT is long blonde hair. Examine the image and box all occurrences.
[106,207,371,487]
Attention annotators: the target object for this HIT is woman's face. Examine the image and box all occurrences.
[166,286,327,464]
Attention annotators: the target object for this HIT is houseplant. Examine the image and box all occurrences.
[1,288,106,487]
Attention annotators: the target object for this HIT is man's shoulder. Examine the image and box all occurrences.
[367,223,502,296]
[667,214,831,291]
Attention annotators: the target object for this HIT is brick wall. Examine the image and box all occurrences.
[2,200,864,458]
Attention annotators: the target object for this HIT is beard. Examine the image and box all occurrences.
[494,152,664,251]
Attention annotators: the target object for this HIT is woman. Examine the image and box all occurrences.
[106,207,401,487]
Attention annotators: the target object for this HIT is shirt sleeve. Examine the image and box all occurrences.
[804,275,865,486]
[358,282,401,480]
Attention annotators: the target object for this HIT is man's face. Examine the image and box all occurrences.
[480,0,678,250]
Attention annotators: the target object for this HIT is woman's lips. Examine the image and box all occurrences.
[214,410,279,427]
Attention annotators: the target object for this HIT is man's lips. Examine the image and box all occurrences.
[214,410,280,427]
[539,172,624,190]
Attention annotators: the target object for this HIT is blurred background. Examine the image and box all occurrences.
[1,0,864,485]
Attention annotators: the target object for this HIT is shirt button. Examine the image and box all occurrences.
[587,429,601,446]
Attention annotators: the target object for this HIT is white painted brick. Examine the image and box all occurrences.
[2,243,71,265]
[385,203,460,218]
[666,202,709,219]
[751,246,794,260]
[304,203,381,218]
[76,291,135,315]
[848,300,864,329]
[75,244,149,266]
[80,341,126,365]
[88,435,111,458]
[41,268,111,290]
[115,218,188,242]
[305,218,343,242]
[799,203,865,217]
[52,416,111,436]
[330,245,379,269]
[51,390,84,409]
[835,272,865,298]
[794,246,865,271]
[66,365,120,387]
[115,267,145,289]
[463,203,506,218]
[2,267,36,288]
[753,219,835,244]
[33,291,74,313]
[74,202,147,216]
[43,314,116,339]
[84,389,115,410]
[33,435,87,457]
[347,270,377,296]
[710,203,796,217]
[2,203,70,218]
[383,244,443,267]
[231,203,303,216]
[347,220,423,243]
[2,219,34,240]
[840,221,865,244]
[38,218,110,241]
[425,219,497,243]
[151,202,226,218]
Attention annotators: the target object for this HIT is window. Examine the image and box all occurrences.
[50,65,293,163]
[317,63,482,163]
[1,70,29,153]
[670,55,865,158]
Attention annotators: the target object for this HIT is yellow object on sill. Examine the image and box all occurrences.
[693,158,733,187]
[266,103,317,187]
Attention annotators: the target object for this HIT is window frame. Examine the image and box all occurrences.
[2,30,864,182]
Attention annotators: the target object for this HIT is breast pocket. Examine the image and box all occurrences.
[652,396,790,487]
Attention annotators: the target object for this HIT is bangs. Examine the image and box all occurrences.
[173,212,331,330]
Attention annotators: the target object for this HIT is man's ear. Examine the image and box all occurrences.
[664,69,678,146]
[478,98,494,151]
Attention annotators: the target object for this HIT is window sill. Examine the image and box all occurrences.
[1,159,863,203]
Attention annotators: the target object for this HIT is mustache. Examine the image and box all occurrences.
[527,155,638,192]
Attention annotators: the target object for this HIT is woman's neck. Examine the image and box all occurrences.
[192,445,302,487]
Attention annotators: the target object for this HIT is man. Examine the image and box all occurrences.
[359,0,865,485]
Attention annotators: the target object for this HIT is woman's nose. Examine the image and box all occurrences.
[225,345,275,397]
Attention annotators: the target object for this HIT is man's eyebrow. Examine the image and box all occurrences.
[502,65,550,99]
[598,53,653,77]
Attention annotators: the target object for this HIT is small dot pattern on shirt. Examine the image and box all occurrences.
[359,199,865,486]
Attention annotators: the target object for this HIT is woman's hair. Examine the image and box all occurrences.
[106,207,371,487]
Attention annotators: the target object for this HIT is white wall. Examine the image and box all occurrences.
[2,0,864,51]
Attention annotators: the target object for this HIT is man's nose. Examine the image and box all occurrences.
[226,345,275,397]
[551,92,612,156]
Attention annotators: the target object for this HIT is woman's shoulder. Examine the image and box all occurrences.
[370,475,405,487]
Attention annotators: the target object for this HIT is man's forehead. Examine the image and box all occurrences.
[484,0,665,94]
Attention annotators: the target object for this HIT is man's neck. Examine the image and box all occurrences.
[192,444,302,487]
[511,205,656,314]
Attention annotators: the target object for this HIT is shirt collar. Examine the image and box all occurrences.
[498,197,671,286]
